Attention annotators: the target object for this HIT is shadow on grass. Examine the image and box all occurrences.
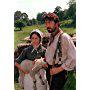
[14,30,23,32]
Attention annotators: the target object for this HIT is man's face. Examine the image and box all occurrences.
[45,20,56,33]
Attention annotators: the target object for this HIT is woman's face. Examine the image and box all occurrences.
[31,34,40,45]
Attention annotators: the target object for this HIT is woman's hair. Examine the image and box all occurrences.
[30,31,41,43]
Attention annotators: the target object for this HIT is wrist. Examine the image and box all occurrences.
[58,66,64,72]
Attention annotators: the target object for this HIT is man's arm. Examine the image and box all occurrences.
[50,33,76,75]
[61,33,76,71]
[50,66,64,75]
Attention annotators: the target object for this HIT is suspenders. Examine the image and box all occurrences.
[53,33,63,64]
[50,33,63,87]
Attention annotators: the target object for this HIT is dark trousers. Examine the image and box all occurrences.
[46,65,67,90]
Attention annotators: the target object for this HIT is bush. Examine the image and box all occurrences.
[64,71,76,90]
[60,19,73,28]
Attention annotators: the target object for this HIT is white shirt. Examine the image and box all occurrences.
[45,32,76,71]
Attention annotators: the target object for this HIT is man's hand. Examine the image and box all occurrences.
[42,63,48,68]
[50,66,64,75]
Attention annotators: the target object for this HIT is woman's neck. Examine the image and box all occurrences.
[32,43,40,49]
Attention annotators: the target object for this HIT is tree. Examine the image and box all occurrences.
[14,11,22,21]
[62,9,68,20]
[68,0,76,6]
[37,12,46,24]
[67,0,76,19]
[28,19,32,26]
[67,0,76,27]
[54,6,62,13]
[54,6,64,21]
[20,13,29,26]
[32,18,37,25]
[14,20,25,30]
[14,11,29,26]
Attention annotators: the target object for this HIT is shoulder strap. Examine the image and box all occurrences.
[51,33,63,66]
[53,32,63,59]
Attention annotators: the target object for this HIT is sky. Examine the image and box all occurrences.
[15,0,70,19]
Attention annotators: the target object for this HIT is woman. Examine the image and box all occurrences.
[15,29,47,90]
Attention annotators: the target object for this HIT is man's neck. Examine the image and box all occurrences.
[51,28,61,37]
[49,28,63,46]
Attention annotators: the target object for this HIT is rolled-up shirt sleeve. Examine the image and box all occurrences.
[61,34,76,71]
[16,48,27,64]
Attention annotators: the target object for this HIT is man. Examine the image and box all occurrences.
[42,12,76,90]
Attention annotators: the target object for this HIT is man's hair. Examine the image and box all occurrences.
[42,12,60,23]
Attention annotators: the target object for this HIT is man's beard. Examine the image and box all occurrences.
[47,28,55,33]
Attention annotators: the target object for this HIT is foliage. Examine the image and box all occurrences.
[37,12,46,24]
[14,20,26,30]
[62,9,68,20]
[67,0,76,27]
[60,19,73,27]
[14,83,21,90]
[62,27,76,35]
[14,11,22,21]
[32,18,38,25]
[14,11,30,26]
[64,71,76,90]
[54,6,64,21]
[53,0,76,27]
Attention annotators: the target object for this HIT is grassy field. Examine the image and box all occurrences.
[14,25,76,48]
[14,83,22,90]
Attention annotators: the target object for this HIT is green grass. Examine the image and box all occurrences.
[62,27,76,34]
[14,25,76,48]
[14,83,22,90]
